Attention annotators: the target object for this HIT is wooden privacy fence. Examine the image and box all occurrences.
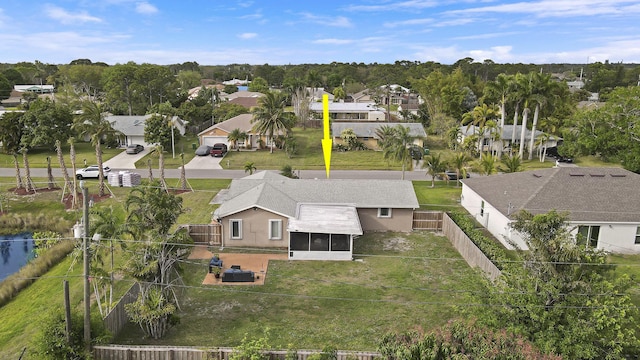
[103,283,139,337]
[182,224,222,245]
[93,346,380,360]
[412,210,443,231]
[441,213,501,281]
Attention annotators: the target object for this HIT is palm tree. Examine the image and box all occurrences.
[73,101,117,197]
[155,144,167,192]
[424,153,447,188]
[22,148,35,192]
[516,73,535,159]
[479,153,498,175]
[536,133,551,162]
[12,154,22,190]
[381,125,418,180]
[451,152,471,187]
[251,91,294,153]
[179,153,188,190]
[483,74,514,159]
[46,156,54,189]
[527,73,556,160]
[55,140,73,196]
[244,161,257,175]
[500,154,523,173]
[227,128,248,150]
[461,103,499,158]
[68,137,79,209]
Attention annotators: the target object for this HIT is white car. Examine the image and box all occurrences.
[76,165,111,180]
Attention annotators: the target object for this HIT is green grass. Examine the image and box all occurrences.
[0,142,122,169]
[413,181,463,210]
[113,231,486,350]
[134,134,200,169]
[221,127,405,170]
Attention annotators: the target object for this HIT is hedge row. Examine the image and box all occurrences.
[447,211,511,269]
[0,239,76,307]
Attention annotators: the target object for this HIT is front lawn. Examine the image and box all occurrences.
[113,231,486,350]
[0,142,122,169]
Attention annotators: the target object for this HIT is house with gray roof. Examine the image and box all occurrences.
[212,171,419,260]
[460,125,561,155]
[332,122,426,149]
[460,167,640,253]
[309,102,385,122]
[105,114,186,147]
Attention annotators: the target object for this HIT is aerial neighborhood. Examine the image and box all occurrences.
[1,59,640,359]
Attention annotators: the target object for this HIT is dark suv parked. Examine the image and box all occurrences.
[210,143,228,157]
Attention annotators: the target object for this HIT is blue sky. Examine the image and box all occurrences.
[1,0,640,65]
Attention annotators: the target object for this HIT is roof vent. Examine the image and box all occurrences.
[532,174,542,178]
[589,174,605,177]
[610,174,627,178]
[569,173,585,177]
[133,120,141,126]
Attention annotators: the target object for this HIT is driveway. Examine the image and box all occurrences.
[103,148,150,169]
[182,154,223,170]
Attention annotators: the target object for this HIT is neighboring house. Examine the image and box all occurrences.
[460,167,640,254]
[106,114,187,147]
[332,122,426,150]
[212,171,420,260]
[349,90,372,103]
[228,96,260,109]
[14,84,55,93]
[309,102,385,122]
[198,113,277,149]
[306,87,334,102]
[219,91,264,102]
[459,125,561,154]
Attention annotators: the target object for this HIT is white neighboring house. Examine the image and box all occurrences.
[460,167,640,254]
[105,114,187,147]
[459,125,561,155]
[309,102,385,122]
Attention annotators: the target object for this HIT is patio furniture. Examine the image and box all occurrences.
[209,256,223,273]
[222,268,255,282]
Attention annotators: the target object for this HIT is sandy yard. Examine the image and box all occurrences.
[188,245,288,286]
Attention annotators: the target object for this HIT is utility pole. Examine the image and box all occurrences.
[81,181,91,354]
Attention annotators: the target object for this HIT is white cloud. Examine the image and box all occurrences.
[446,0,640,18]
[135,2,158,15]
[312,38,354,45]
[299,13,353,27]
[238,32,257,39]
[44,5,102,24]
[240,12,262,20]
[344,0,438,12]
[453,32,521,40]
[384,18,433,28]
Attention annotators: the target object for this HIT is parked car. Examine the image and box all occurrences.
[125,144,144,154]
[195,144,211,156]
[210,143,228,157]
[76,165,111,180]
[444,170,470,181]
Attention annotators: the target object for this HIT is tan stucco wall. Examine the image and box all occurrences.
[222,208,288,248]
[357,208,414,232]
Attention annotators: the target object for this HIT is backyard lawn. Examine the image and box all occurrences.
[113,231,487,350]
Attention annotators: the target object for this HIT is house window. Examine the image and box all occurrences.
[378,208,392,218]
[480,201,485,216]
[230,219,242,239]
[635,227,640,244]
[577,225,600,248]
[269,219,282,240]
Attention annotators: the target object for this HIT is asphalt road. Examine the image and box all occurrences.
[0,167,430,181]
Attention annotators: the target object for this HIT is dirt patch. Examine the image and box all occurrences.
[383,236,413,252]
[9,187,61,195]
[61,192,112,210]
[189,245,287,286]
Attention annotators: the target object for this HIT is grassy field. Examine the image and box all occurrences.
[113,231,486,350]
[0,142,122,169]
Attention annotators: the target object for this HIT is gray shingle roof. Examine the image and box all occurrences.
[214,172,419,218]
[461,167,640,222]
[461,125,562,142]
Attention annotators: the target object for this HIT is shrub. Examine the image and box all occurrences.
[447,211,510,269]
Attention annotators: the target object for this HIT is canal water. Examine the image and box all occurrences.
[0,233,35,282]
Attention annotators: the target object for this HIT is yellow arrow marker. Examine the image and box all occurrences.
[321,94,332,178]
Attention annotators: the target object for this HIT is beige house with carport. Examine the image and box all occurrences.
[212,171,419,260]
[198,113,277,149]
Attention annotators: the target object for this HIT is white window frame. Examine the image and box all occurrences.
[635,226,640,244]
[378,208,392,218]
[269,219,282,240]
[230,219,242,239]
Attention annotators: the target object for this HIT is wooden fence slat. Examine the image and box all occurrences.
[412,211,443,231]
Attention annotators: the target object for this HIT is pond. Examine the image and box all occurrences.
[0,233,35,282]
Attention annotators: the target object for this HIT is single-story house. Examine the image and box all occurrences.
[228,96,260,109]
[219,91,264,102]
[459,125,561,154]
[106,114,187,147]
[14,84,55,94]
[198,113,279,149]
[212,171,420,260]
[460,167,640,254]
[309,102,385,122]
[331,122,426,150]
